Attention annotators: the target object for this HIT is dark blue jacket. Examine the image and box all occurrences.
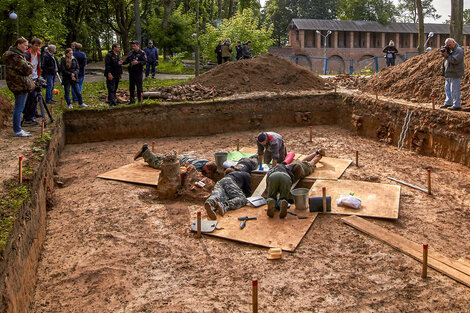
[73,50,87,77]
[144,46,158,63]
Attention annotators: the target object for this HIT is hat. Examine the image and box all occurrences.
[148,40,153,44]
[131,40,140,45]
[257,132,267,142]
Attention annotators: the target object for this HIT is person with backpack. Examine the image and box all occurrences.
[71,43,87,103]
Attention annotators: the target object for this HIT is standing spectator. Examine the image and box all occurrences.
[235,40,243,60]
[221,38,232,63]
[40,38,50,54]
[104,43,123,107]
[440,38,464,111]
[23,38,42,125]
[71,41,77,51]
[214,40,222,65]
[41,44,59,104]
[60,48,87,109]
[71,43,87,103]
[123,41,147,104]
[2,37,35,137]
[383,40,398,67]
[242,40,252,59]
[144,40,158,78]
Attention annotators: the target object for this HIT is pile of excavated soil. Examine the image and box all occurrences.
[363,48,470,106]
[332,74,368,89]
[0,94,12,128]
[186,54,330,95]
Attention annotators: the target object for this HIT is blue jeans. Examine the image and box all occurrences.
[45,74,55,103]
[13,93,29,133]
[64,82,83,105]
[71,76,84,101]
[444,78,461,108]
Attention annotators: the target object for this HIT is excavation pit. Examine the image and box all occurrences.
[3,91,470,312]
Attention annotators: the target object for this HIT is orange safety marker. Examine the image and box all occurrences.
[309,126,313,142]
[197,212,201,238]
[152,141,156,153]
[252,280,258,313]
[427,169,432,195]
[19,156,23,184]
[322,187,327,213]
[431,94,435,110]
[422,244,429,278]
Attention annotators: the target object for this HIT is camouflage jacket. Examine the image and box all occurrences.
[2,47,34,95]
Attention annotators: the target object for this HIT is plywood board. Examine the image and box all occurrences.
[343,216,470,288]
[97,160,160,186]
[240,148,351,180]
[252,175,267,197]
[206,205,319,252]
[309,180,401,219]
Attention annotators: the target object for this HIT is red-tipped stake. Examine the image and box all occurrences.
[322,187,327,213]
[19,156,23,184]
[196,212,201,238]
[252,280,258,313]
[431,95,435,110]
[422,244,429,278]
[309,126,313,142]
[356,150,359,167]
[60,97,63,107]
[237,138,240,151]
[152,141,156,153]
[41,119,45,137]
[427,169,432,195]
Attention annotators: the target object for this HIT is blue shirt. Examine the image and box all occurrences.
[144,46,158,63]
[73,50,87,78]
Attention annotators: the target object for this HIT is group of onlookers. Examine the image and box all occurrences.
[214,38,252,64]
[2,37,88,137]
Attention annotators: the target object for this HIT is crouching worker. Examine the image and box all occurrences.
[204,171,251,220]
[257,131,287,167]
[134,143,217,177]
[267,149,324,218]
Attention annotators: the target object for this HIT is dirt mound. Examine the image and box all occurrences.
[187,54,330,95]
[0,94,12,128]
[333,74,368,89]
[362,48,470,106]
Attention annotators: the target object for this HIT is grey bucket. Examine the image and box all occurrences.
[214,152,228,167]
[291,188,310,210]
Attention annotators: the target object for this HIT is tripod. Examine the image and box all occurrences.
[22,79,54,127]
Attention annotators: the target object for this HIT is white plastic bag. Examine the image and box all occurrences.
[337,195,361,209]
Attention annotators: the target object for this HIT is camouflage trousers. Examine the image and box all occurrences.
[206,176,247,211]
[143,149,164,169]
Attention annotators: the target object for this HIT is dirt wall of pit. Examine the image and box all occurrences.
[0,118,66,313]
[64,93,470,168]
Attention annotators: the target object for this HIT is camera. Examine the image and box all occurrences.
[34,77,47,89]
[440,45,451,53]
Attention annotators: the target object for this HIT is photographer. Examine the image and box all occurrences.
[383,40,398,67]
[440,38,464,111]
[2,37,35,137]
[23,38,42,125]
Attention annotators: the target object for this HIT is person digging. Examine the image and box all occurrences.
[134,143,217,178]
[204,170,252,220]
[266,149,325,218]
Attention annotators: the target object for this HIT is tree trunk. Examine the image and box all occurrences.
[162,0,174,60]
[196,0,200,76]
[218,0,222,19]
[227,0,234,18]
[134,0,142,44]
[210,0,214,21]
[416,0,424,54]
[95,37,103,61]
[450,0,464,44]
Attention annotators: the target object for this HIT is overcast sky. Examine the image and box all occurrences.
[259,0,470,23]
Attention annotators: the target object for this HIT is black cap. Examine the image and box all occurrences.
[131,40,140,45]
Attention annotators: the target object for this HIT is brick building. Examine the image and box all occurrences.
[269,19,470,74]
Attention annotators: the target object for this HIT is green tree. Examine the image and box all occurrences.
[397,0,440,23]
[200,8,273,62]
[264,0,294,46]
[338,0,398,24]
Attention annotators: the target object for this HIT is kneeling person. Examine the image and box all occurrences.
[204,171,251,220]
[266,149,324,218]
[134,143,217,177]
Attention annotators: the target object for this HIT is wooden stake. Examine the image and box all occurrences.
[237,138,240,151]
[152,141,156,153]
[355,150,359,167]
[422,244,429,278]
[430,127,434,148]
[309,126,313,142]
[427,169,432,195]
[60,97,63,107]
[41,119,45,137]
[252,280,258,313]
[19,156,23,184]
[431,95,435,110]
[322,187,327,213]
[334,80,337,93]
[196,211,201,238]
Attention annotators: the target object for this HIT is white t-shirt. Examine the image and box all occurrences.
[30,52,39,79]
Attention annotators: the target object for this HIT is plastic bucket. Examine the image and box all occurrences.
[214,152,228,167]
[291,188,310,210]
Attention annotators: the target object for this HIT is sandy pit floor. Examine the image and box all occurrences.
[30,125,470,312]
